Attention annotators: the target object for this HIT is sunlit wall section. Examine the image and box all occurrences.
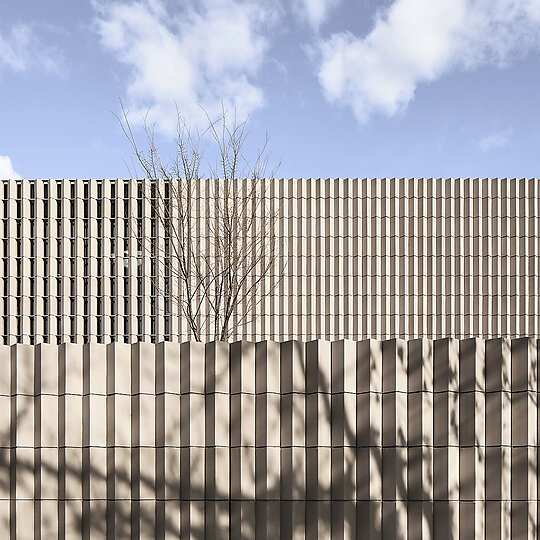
[0,338,538,538]
[1,178,539,344]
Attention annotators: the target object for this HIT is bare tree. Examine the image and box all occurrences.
[118,103,283,342]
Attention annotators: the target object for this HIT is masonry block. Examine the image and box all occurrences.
[86,343,107,396]
[161,341,181,395]
[357,339,383,394]
[205,341,229,395]
[356,501,382,540]
[38,343,58,396]
[305,340,331,394]
[255,341,281,395]
[511,392,537,447]
[485,500,511,540]
[40,499,59,538]
[231,341,255,394]
[65,447,83,500]
[164,500,181,539]
[40,447,58,500]
[16,500,34,538]
[230,393,255,447]
[139,447,155,500]
[485,446,511,502]
[114,394,131,447]
[382,500,407,540]
[138,342,156,395]
[163,393,180,447]
[139,394,155,447]
[0,346,10,396]
[1,339,539,538]
[180,342,205,395]
[356,447,382,502]
[15,447,34,500]
[89,447,107,500]
[108,342,131,395]
[89,394,107,447]
[459,500,485,540]
[280,340,306,394]
[63,343,83,395]
[511,338,537,392]
[407,501,433,540]
[13,344,34,396]
[114,447,131,500]
[16,394,34,447]
[357,391,382,447]
[40,394,58,447]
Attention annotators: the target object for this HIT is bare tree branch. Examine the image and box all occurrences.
[118,103,285,341]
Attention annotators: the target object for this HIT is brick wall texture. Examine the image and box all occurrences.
[1,178,539,344]
[0,338,538,538]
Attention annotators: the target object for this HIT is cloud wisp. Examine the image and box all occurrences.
[0,23,63,75]
[293,0,340,31]
[316,0,540,123]
[93,0,276,135]
[0,156,22,179]
[478,130,510,151]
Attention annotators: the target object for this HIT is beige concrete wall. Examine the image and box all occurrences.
[1,178,539,344]
[0,338,538,538]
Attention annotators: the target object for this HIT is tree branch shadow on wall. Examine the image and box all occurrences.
[0,339,406,538]
[3,337,530,538]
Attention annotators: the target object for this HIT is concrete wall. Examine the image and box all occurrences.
[0,338,538,538]
[2,178,539,344]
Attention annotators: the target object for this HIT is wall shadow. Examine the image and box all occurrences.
[0,338,537,538]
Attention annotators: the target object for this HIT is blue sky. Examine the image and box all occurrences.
[2,0,540,180]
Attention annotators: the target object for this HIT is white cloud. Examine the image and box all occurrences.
[478,131,510,151]
[0,156,22,179]
[317,0,540,122]
[0,23,62,74]
[293,0,340,31]
[93,0,276,135]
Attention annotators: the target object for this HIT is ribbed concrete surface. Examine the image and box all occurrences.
[0,338,538,538]
[1,178,539,344]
